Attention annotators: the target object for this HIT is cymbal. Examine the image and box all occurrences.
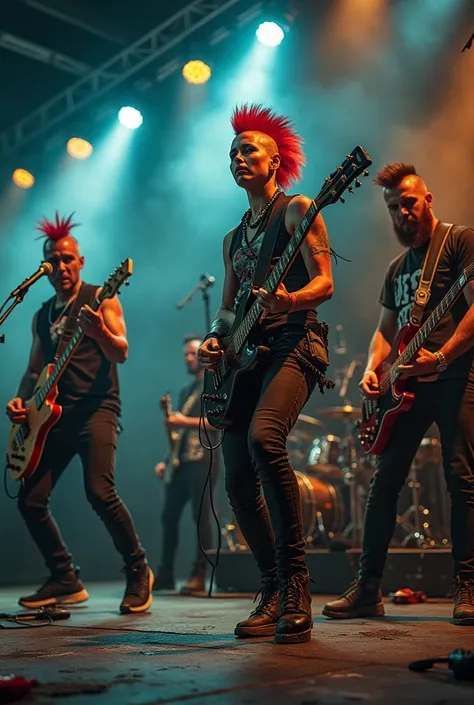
[319,404,360,421]
[293,413,324,432]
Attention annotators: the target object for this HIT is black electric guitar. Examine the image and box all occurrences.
[202,146,372,430]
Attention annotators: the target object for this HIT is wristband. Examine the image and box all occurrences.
[434,351,448,373]
[203,318,231,342]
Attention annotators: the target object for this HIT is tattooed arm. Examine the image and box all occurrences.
[283,195,334,310]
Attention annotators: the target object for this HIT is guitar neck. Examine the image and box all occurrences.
[34,295,101,409]
[230,201,319,355]
[385,267,470,387]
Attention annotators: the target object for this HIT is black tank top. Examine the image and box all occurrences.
[36,282,120,414]
[230,194,319,331]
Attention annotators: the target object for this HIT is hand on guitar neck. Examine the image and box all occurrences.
[198,337,224,371]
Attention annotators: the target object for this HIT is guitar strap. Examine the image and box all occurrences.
[251,195,292,289]
[409,222,453,327]
[53,283,95,361]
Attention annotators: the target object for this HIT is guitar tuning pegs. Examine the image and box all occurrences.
[363,170,369,177]
[348,186,354,194]
[340,197,345,204]
[125,281,130,286]
[346,154,351,159]
[325,177,331,183]
[355,179,361,188]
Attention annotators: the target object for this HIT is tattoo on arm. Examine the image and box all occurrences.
[307,227,331,258]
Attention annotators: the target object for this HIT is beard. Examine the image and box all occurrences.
[394,203,433,248]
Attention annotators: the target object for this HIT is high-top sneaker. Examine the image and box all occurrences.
[120,564,154,614]
[180,572,205,595]
[453,577,474,626]
[152,566,176,591]
[322,579,384,619]
[275,573,313,644]
[234,576,280,637]
[19,568,89,608]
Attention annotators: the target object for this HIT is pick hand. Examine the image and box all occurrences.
[256,283,292,317]
[397,348,438,378]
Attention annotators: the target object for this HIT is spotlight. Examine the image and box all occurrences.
[67,137,93,160]
[256,21,285,47]
[118,106,143,130]
[182,60,212,85]
[12,169,35,189]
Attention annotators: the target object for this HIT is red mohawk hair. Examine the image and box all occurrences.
[36,211,79,241]
[231,103,305,191]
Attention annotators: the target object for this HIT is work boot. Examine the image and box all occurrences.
[453,577,474,626]
[153,566,176,591]
[19,568,89,608]
[322,579,384,619]
[235,576,280,637]
[180,571,205,595]
[120,564,153,614]
[275,572,313,644]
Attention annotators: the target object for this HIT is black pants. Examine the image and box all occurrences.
[161,461,216,575]
[18,407,146,577]
[360,378,474,581]
[222,331,326,581]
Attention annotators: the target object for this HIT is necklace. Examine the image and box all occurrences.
[48,294,76,344]
[243,188,282,230]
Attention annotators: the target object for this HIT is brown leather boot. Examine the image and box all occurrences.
[453,577,474,625]
[322,579,384,619]
[235,577,280,637]
[275,572,313,644]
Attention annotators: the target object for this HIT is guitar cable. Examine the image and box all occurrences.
[197,394,224,597]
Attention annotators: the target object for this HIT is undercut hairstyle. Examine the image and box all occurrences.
[373,163,418,189]
[231,103,305,191]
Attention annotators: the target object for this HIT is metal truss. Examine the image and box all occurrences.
[0,0,244,156]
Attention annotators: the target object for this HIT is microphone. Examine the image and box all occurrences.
[200,273,215,289]
[10,262,53,298]
[334,324,347,355]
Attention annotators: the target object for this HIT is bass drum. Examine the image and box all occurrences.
[295,470,345,546]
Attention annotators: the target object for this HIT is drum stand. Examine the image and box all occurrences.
[340,423,366,546]
[396,465,436,548]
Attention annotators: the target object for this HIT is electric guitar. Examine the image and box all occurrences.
[359,261,474,455]
[6,259,133,481]
[202,146,372,429]
[159,394,182,485]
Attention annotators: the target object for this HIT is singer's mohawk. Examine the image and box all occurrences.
[231,103,305,191]
[36,211,79,242]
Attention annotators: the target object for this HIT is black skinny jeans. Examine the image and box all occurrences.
[359,378,474,582]
[18,406,146,578]
[161,460,216,576]
[222,330,325,582]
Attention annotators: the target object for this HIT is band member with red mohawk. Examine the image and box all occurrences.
[6,213,153,614]
[198,104,335,644]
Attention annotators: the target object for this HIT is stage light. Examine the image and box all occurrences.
[182,60,212,85]
[12,168,35,189]
[118,106,143,130]
[67,137,93,160]
[256,21,285,47]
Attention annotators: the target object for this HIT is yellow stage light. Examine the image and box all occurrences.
[12,169,35,189]
[67,137,93,160]
[182,60,211,85]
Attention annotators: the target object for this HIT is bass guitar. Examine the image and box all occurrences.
[359,261,474,454]
[202,146,372,429]
[6,259,133,481]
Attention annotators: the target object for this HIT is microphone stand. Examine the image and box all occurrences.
[177,274,215,332]
[0,292,28,344]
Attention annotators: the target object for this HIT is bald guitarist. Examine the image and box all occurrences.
[153,335,219,595]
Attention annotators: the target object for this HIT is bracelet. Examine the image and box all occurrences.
[434,350,448,373]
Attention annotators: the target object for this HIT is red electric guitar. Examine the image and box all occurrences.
[6,259,133,481]
[359,261,474,455]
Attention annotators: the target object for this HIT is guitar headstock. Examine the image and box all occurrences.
[316,146,372,211]
[160,393,172,416]
[99,258,133,301]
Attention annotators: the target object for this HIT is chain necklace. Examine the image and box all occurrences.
[243,188,282,230]
[48,294,76,343]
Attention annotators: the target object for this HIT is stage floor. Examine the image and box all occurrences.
[1,583,474,704]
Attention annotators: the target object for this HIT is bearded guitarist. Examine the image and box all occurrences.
[198,104,335,645]
[153,335,219,595]
[5,214,153,614]
[323,163,474,626]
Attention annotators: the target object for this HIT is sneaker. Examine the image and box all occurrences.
[234,576,280,637]
[180,574,205,595]
[322,579,384,619]
[19,570,89,609]
[152,566,176,591]
[120,564,153,614]
[453,577,474,626]
[275,573,312,644]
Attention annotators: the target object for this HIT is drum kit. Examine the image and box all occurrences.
[223,348,451,553]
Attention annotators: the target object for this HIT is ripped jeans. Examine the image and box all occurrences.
[221,325,331,581]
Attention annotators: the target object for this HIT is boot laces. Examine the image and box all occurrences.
[250,583,278,617]
[281,574,306,613]
[455,578,474,604]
